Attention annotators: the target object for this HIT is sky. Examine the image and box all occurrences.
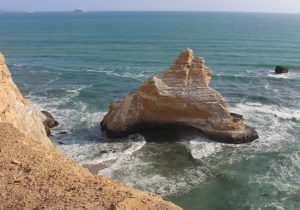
[1,0,300,14]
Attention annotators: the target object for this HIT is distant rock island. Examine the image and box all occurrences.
[73,8,85,14]
[102,48,259,143]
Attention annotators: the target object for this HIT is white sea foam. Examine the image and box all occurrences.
[46,73,62,85]
[12,64,24,67]
[267,72,291,79]
[221,68,300,80]
[59,134,146,166]
[26,84,105,134]
[190,140,223,159]
[127,167,209,196]
[183,138,224,160]
[229,102,299,158]
[234,102,300,121]
[264,69,300,80]
[249,151,300,209]
[86,69,153,80]
[99,156,210,196]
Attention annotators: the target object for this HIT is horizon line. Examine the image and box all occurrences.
[1,10,300,15]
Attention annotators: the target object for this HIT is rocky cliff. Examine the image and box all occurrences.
[0,52,181,210]
[102,49,258,143]
[0,53,53,149]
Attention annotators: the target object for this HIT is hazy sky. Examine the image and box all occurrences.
[1,0,300,13]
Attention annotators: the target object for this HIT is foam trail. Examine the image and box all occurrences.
[86,69,154,80]
[99,153,211,196]
[59,134,146,165]
[188,139,224,159]
[235,102,300,121]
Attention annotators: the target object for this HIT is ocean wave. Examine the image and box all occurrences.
[229,101,299,157]
[99,156,210,197]
[267,72,291,79]
[248,151,300,209]
[188,139,224,159]
[215,69,300,81]
[59,134,146,166]
[250,151,300,192]
[234,102,300,121]
[86,69,153,80]
[12,64,24,67]
[26,85,103,133]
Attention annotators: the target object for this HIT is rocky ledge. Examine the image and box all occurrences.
[101,49,258,143]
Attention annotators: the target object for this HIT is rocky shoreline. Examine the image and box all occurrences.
[0,52,181,210]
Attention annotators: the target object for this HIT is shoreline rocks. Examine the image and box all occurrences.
[101,48,259,143]
[275,65,289,74]
[41,110,59,136]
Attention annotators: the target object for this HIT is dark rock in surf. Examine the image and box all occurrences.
[41,111,58,136]
[41,111,58,128]
[275,66,289,74]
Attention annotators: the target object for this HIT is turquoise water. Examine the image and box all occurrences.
[0,12,300,209]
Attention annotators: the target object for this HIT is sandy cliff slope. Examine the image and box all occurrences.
[0,52,181,210]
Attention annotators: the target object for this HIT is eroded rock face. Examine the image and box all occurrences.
[101,48,258,143]
[0,52,53,148]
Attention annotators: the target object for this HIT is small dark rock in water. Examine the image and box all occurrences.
[275,66,289,74]
[57,141,66,145]
[58,131,68,135]
[230,113,243,121]
[260,193,269,197]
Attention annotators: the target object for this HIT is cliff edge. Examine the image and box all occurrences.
[0,52,181,210]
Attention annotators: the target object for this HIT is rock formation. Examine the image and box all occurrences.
[0,53,53,149]
[102,48,258,143]
[41,110,59,136]
[275,65,289,74]
[0,52,181,210]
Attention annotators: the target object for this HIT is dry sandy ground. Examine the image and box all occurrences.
[0,123,181,210]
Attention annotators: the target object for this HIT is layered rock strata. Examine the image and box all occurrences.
[102,49,258,143]
[0,52,181,210]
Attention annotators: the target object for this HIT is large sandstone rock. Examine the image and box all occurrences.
[0,52,53,149]
[102,48,259,143]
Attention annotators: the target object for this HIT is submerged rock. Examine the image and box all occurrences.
[101,48,259,143]
[275,65,289,74]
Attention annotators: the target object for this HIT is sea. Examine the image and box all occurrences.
[0,12,299,210]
